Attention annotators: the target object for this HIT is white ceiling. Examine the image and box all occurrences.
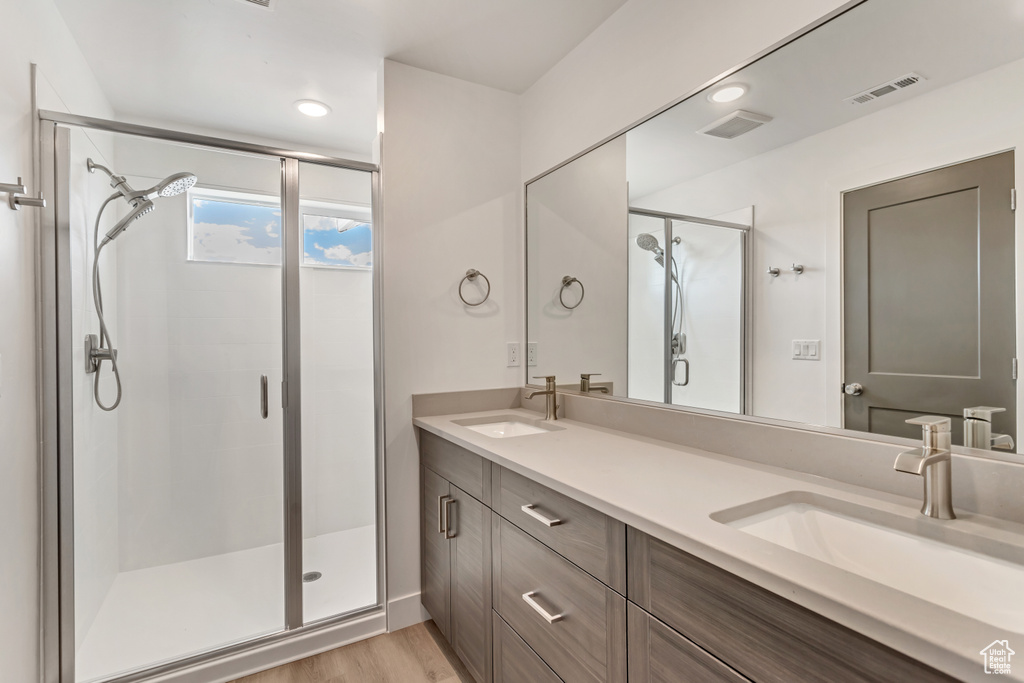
[53,0,626,157]
[627,0,1024,200]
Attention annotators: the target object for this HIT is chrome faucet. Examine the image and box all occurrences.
[527,375,559,421]
[963,406,1015,451]
[894,416,955,520]
[580,373,609,394]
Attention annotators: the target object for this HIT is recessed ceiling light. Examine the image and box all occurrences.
[295,100,331,117]
[708,84,748,104]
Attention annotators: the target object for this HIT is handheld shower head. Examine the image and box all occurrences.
[154,172,197,198]
[636,233,664,257]
[101,199,155,247]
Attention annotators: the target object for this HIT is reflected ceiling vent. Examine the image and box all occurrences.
[844,72,926,105]
[697,110,773,140]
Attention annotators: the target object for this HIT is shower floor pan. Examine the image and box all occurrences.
[75,525,377,682]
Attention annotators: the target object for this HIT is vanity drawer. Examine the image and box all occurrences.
[493,516,626,683]
[492,465,626,593]
[493,611,562,683]
[627,529,957,683]
[628,602,749,683]
[420,429,491,505]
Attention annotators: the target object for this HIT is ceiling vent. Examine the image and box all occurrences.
[697,110,773,140]
[844,72,926,105]
[241,0,272,8]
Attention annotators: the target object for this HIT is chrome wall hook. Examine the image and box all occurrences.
[791,263,804,275]
[766,266,780,277]
[1,177,46,210]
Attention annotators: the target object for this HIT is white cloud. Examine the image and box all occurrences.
[193,222,280,265]
[264,220,279,238]
[313,241,372,267]
[303,215,338,231]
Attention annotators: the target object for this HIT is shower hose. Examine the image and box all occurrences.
[91,192,123,411]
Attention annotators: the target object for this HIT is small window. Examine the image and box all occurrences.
[302,214,373,269]
[189,189,372,269]
[189,189,282,266]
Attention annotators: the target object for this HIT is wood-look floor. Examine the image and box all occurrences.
[231,621,475,683]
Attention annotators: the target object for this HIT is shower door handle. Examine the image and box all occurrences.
[672,358,690,387]
[260,375,269,419]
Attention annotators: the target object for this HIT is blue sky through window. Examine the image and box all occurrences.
[190,195,372,268]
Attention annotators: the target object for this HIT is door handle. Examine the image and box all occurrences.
[521,504,562,527]
[260,375,269,419]
[843,382,864,396]
[444,498,456,539]
[672,357,690,386]
[522,591,564,623]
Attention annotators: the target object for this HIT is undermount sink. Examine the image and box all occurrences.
[453,414,564,439]
[712,492,1024,631]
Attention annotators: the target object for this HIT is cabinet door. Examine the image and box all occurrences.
[449,486,492,683]
[628,603,748,683]
[422,466,451,639]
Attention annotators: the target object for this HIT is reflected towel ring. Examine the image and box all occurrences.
[559,275,584,309]
[459,269,491,306]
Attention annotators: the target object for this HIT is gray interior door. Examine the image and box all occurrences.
[843,151,1016,445]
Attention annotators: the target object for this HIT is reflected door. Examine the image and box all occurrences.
[843,151,1016,444]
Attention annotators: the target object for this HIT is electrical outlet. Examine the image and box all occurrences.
[527,342,538,366]
[506,342,521,367]
[792,339,821,360]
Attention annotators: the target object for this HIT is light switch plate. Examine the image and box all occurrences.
[792,339,821,360]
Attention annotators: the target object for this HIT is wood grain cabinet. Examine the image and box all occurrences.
[420,446,493,683]
[419,429,955,683]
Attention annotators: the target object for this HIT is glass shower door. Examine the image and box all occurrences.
[68,128,286,682]
[297,161,378,624]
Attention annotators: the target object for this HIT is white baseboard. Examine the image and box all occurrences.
[387,592,430,632]
[147,611,388,683]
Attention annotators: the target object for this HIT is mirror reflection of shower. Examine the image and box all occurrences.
[635,232,686,357]
[84,158,197,410]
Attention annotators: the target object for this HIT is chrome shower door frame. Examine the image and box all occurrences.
[627,207,751,411]
[38,113,388,683]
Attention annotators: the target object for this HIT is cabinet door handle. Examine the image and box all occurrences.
[444,498,457,539]
[437,495,451,534]
[522,591,563,623]
[521,504,562,527]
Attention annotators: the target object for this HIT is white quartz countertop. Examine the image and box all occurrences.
[414,408,1024,683]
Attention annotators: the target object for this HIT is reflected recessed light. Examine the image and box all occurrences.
[708,84,748,103]
[295,100,331,117]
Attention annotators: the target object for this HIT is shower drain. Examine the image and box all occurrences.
[303,571,322,583]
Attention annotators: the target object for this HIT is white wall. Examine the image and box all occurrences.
[0,0,113,679]
[520,0,849,182]
[635,55,1024,428]
[527,136,627,389]
[378,60,522,626]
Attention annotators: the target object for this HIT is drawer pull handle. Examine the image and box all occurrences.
[521,504,562,527]
[522,591,563,623]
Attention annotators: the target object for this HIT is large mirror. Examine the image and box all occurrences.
[526,0,1024,454]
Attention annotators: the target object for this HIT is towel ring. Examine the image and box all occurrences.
[559,275,584,310]
[459,269,490,306]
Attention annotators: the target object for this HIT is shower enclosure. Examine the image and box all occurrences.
[38,113,384,683]
[627,207,749,412]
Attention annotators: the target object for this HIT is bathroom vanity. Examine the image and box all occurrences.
[414,391,1024,683]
